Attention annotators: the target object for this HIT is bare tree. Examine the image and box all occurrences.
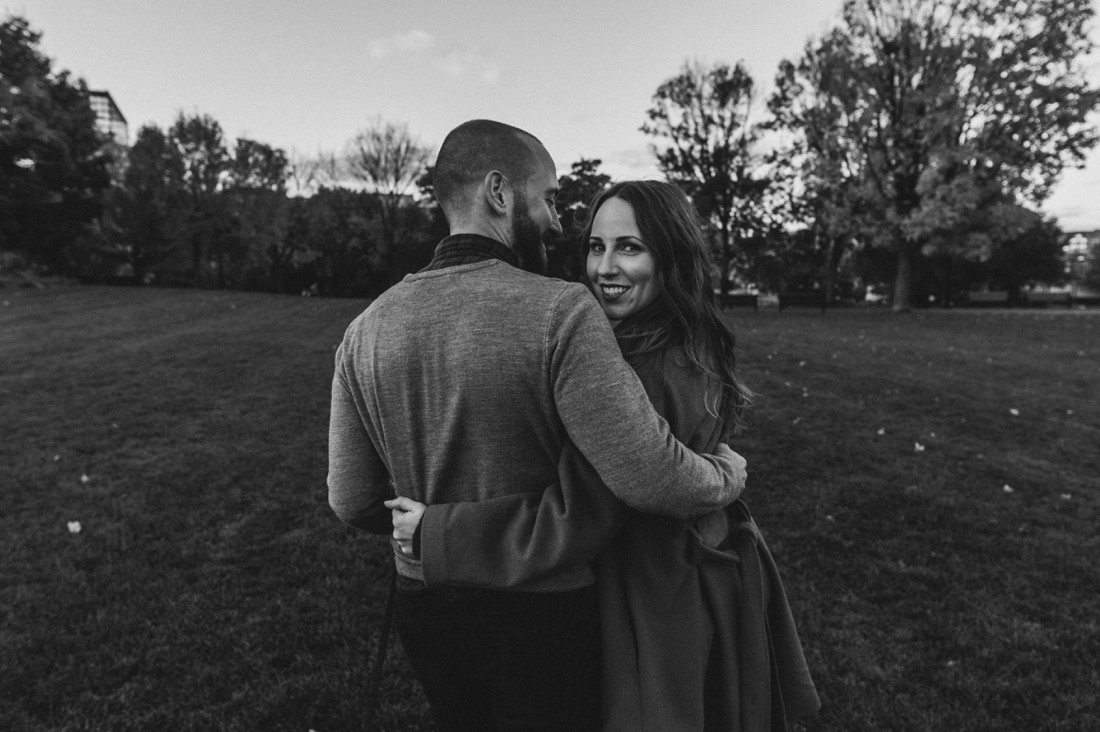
[344,119,431,255]
[286,149,341,197]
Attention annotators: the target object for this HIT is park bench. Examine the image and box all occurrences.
[1024,291,1072,308]
[717,292,759,311]
[965,291,1009,307]
[778,292,826,312]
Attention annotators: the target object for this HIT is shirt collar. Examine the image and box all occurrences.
[422,234,518,271]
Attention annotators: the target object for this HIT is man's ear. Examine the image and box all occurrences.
[483,170,509,215]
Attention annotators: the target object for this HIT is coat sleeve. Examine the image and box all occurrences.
[327,341,395,535]
[420,441,626,589]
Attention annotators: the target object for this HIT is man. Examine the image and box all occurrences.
[328,119,746,731]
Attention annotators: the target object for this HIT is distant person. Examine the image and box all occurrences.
[328,121,747,731]
[390,180,820,730]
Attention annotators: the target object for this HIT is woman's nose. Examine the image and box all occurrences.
[596,252,618,277]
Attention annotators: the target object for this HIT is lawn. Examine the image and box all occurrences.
[1,285,1097,731]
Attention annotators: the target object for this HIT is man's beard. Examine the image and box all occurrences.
[511,198,550,276]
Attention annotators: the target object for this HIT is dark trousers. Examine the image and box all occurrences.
[394,579,601,732]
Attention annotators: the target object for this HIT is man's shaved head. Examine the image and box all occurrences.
[433,119,544,221]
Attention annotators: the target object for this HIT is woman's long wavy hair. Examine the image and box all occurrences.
[579,180,753,433]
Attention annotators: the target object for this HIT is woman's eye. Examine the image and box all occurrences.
[588,241,604,253]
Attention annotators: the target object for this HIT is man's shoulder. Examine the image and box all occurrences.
[346,267,597,335]
[493,267,592,300]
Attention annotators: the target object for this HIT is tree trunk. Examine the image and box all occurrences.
[721,226,734,295]
[823,233,836,305]
[893,246,914,312]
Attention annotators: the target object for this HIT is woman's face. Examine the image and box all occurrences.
[586,197,660,322]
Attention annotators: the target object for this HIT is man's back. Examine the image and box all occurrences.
[341,258,578,506]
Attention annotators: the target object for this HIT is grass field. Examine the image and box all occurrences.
[2,284,1097,731]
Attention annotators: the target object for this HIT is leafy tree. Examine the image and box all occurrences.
[0,14,111,272]
[773,0,1100,311]
[642,60,770,291]
[169,113,230,285]
[344,119,431,262]
[226,138,292,291]
[985,209,1065,298]
[114,124,186,281]
[288,187,384,297]
[769,40,876,301]
[551,157,611,280]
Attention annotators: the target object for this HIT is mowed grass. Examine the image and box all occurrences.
[1,285,1097,731]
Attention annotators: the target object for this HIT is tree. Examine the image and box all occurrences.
[113,124,186,281]
[286,149,340,197]
[774,0,1100,311]
[642,60,770,291]
[769,39,877,302]
[226,138,291,291]
[289,187,384,297]
[984,208,1065,298]
[344,119,431,261]
[551,157,611,280]
[169,113,230,285]
[0,14,111,272]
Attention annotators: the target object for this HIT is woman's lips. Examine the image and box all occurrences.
[600,283,630,302]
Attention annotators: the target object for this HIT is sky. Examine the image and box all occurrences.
[7,0,1100,231]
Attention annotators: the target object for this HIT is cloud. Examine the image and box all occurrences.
[603,146,661,176]
[365,32,498,85]
[435,47,500,84]
[367,29,435,59]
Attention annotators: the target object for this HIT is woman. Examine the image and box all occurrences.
[389,181,818,730]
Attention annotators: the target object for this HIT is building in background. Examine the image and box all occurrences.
[1063,230,1100,299]
[88,90,128,145]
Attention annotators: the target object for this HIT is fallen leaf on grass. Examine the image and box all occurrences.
[914,442,926,452]
[67,521,81,534]
[1003,484,1014,494]
[1061,494,1072,501]
[1009,408,1020,416]
[80,473,90,484]
[877,428,885,436]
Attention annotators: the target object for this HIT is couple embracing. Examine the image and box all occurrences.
[328,119,818,731]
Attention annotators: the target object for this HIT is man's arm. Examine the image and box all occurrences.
[548,286,746,518]
[327,345,394,534]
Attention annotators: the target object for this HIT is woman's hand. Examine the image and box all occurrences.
[384,496,427,557]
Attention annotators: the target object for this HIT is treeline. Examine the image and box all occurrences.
[90,115,446,297]
[4,3,1100,309]
[1,14,445,297]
